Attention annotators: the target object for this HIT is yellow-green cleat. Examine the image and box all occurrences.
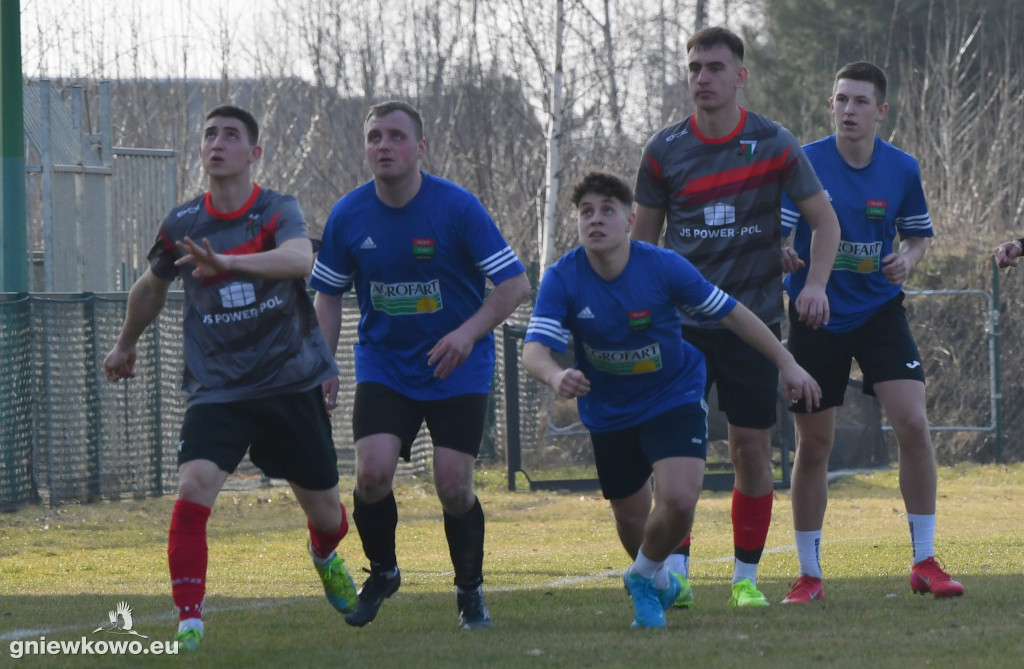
[729,578,770,608]
[670,573,694,609]
[173,626,202,651]
[310,543,358,614]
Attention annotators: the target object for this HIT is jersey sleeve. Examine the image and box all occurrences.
[634,133,670,210]
[147,214,182,281]
[461,196,526,285]
[780,129,824,205]
[268,194,308,244]
[780,192,799,238]
[895,157,934,238]
[309,200,355,295]
[665,252,737,323]
[524,265,571,353]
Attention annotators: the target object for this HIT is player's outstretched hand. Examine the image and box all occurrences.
[780,363,821,413]
[103,346,137,382]
[428,328,475,380]
[794,284,830,329]
[175,236,230,278]
[994,241,1022,269]
[548,368,590,400]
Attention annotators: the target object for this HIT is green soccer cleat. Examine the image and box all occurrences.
[310,543,358,614]
[173,626,202,651]
[669,573,694,609]
[729,578,770,608]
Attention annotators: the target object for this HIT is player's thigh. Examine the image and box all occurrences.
[711,325,782,429]
[353,382,424,464]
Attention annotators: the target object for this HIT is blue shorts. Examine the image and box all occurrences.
[178,387,338,491]
[787,293,925,412]
[352,382,488,461]
[682,322,782,429]
[590,402,708,500]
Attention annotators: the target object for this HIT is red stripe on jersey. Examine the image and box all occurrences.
[204,184,263,220]
[198,211,282,288]
[644,154,663,184]
[675,147,795,206]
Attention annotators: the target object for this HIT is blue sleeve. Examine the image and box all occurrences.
[309,200,354,295]
[664,252,737,322]
[461,196,526,285]
[524,265,571,353]
[895,158,934,238]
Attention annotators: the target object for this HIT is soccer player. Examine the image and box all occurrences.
[522,171,820,628]
[102,105,357,650]
[311,100,530,630]
[632,26,841,607]
[780,61,964,603]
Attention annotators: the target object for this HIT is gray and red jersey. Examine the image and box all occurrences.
[635,108,822,328]
[148,184,337,406]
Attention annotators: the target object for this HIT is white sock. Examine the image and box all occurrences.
[178,618,204,634]
[732,559,758,585]
[794,529,823,579]
[311,550,336,567]
[907,513,936,564]
[653,566,671,589]
[631,549,663,580]
[665,553,690,578]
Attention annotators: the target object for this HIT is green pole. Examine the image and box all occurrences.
[992,259,1003,463]
[0,0,27,292]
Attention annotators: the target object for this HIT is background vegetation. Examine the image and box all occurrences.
[18,0,1024,462]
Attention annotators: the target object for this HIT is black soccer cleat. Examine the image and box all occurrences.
[456,585,492,630]
[344,566,401,627]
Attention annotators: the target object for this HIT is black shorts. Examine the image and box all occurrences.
[682,322,782,430]
[178,387,339,491]
[590,402,708,500]
[787,293,925,413]
[352,382,489,461]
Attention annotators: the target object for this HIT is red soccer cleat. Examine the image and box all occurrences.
[781,575,825,604]
[910,557,964,597]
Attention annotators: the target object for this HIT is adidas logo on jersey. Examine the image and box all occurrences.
[361,237,377,249]
[577,307,595,319]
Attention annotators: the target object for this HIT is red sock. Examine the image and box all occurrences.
[168,499,211,621]
[677,534,692,551]
[308,502,350,560]
[732,489,773,554]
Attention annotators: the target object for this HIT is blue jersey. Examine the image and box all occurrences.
[525,241,737,433]
[311,173,526,400]
[782,136,933,332]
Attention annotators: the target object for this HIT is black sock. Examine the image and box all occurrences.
[352,489,398,571]
[443,497,485,590]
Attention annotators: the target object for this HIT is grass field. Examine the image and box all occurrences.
[1,463,1023,668]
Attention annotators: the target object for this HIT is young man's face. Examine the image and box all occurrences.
[365,110,426,185]
[687,43,747,113]
[199,116,260,179]
[576,192,634,254]
[831,78,888,142]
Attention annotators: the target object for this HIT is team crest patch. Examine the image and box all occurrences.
[628,309,651,331]
[865,199,887,221]
[246,214,261,239]
[739,140,757,161]
[413,238,435,261]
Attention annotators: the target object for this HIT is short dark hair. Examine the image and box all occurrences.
[686,26,744,62]
[835,61,888,104]
[570,171,634,208]
[365,100,425,141]
[205,105,259,144]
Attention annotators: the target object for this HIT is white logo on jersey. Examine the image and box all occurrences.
[361,237,377,249]
[665,128,689,142]
[219,282,256,308]
[703,203,735,227]
[906,361,921,369]
[176,204,201,217]
[577,307,596,319]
